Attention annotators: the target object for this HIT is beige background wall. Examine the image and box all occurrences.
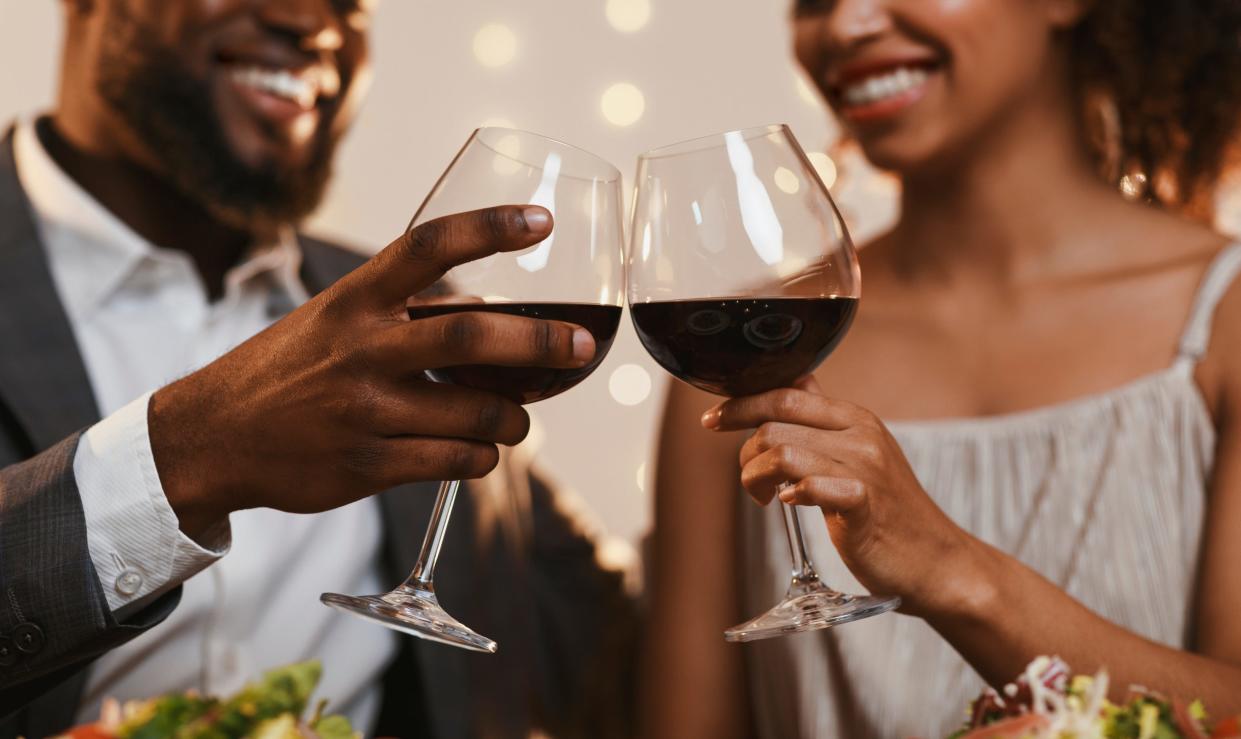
[0,0,898,548]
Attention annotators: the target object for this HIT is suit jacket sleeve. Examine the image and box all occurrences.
[0,433,178,719]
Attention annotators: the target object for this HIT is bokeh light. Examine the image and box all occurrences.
[807,152,838,190]
[473,23,517,68]
[609,363,652,406]
[606,0,652,32]
[773,166,801,195]
[491,133,524,175]
[601,82,646,126]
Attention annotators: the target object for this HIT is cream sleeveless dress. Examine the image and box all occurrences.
[740,245,1241,739]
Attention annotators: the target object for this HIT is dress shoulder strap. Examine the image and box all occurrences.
[1175,243,1241,368]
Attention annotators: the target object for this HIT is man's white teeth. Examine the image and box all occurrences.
[841,67,929,106]
[231,66,317,109]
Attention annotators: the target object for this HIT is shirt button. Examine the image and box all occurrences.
[0,638,16,667]
[115,569,144,596]
[12,623,44,655]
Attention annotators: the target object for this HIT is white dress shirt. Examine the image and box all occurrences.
[12,121,397,730]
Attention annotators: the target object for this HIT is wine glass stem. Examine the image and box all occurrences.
[405,479,461,590]
[779,483,820,589]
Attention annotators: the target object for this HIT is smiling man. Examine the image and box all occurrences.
[0,1,634,737]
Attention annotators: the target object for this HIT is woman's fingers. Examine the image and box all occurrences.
[792,374,825,395]
[777,475,868,514]
[702,387,868,432]
[739,444,841,504]
[740,422,880,468]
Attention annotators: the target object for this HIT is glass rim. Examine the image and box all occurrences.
[472,126,623,183]
[637,123,791,161]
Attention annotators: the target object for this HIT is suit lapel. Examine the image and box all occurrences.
[0,129,100,452]
[0,127,99,737]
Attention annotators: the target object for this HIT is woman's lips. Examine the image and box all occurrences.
[830,62,937,124]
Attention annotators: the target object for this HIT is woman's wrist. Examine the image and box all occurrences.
[914,529,1008,628]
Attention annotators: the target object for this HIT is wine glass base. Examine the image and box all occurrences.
[321,586,497,654]
[724,584,900,643]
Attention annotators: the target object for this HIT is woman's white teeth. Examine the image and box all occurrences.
[232,66,317,109]
[841,67,929,106]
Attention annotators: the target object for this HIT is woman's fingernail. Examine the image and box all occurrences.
[572,328,595,363]
[523,206,552,232]
[778,488,796,503]
[701,408,721,429]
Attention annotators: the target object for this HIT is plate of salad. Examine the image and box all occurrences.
[53,661,357,739]
[949,656,1241,739]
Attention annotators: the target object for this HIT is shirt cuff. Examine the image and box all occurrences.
[75,391,231,618]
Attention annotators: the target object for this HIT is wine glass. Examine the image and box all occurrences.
[322,128,625,652]
[628,124,900,642]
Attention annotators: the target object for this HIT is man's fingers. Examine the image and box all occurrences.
[353,437,502,489]
[702,388,866,432]
[343,205,553,309]
[407,293,485,307]
[370,311,595,370]
[368,381,531,446]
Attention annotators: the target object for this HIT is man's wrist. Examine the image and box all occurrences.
[148,382,231,541]
[76,392,232,613]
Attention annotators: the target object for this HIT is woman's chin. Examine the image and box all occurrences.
[852,140,937,178]
[848,125,964,180]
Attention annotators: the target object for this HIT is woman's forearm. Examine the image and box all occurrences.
[639,386,753,739]
[928,538,1241,710]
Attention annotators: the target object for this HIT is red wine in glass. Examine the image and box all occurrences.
[630,296,856,397]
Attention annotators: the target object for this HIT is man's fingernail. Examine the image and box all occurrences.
[523,207,551,232]
[701,408,721,429]
[572,328,594,362]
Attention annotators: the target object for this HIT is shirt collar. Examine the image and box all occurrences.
[229,227,312,308]
[13,118,309,320]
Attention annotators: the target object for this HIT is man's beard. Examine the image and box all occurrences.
[95,6,338,231]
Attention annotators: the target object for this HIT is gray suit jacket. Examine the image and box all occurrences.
[0,127,636,738]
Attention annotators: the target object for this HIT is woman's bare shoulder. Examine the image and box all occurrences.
[1196,238,1241,420]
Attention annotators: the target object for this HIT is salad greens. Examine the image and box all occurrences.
[61,661,357,739]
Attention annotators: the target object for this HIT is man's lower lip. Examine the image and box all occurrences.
[837,84,928,124]
[227,75,319,127]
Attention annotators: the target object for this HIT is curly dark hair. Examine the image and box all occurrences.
[1072,1,1241,219]
[794,0,1241,219]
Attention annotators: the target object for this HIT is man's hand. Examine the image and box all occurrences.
[149,205,593,539]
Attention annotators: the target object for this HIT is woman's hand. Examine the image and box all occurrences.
[701,376,996,619]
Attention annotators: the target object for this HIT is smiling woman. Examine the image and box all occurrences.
[642,1,1241,738]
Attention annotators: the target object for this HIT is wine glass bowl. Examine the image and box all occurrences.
[627,124,899,642]
[321,128,624,653]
